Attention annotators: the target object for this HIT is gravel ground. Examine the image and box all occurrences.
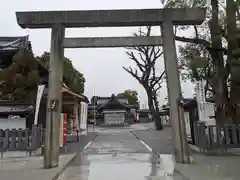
[130,127,173,154]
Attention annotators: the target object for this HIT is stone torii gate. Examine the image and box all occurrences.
[16,8,206,168]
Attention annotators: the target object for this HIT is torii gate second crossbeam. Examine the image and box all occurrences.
[64,36,163,48]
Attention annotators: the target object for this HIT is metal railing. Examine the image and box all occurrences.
[0,125,44,158]
[194,122,240,152]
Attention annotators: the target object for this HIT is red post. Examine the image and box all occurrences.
[63,113,67,145]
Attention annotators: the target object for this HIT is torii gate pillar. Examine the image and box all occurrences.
[44,24,65,168]
[162,19,190,163]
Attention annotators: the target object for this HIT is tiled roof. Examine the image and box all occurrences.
[0,104,34,116]
[97,94,129,110]
[0,36,31,51]
[99,96,126,100]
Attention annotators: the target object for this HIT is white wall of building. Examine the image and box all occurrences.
[202,102,215,125]
[0,118,26,130]
[103,110,126,124]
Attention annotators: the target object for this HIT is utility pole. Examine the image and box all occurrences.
[161,18,190,164]
[44,23,65,168]
[93,87,96,132]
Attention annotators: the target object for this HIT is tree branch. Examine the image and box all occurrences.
[175,35,228,55]
[194,25,199,37]
[175,36,211,47]
[125,51,145,72]
[122,66,142,83]
[151,71,165,87]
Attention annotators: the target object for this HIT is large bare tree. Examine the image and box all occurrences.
[123,26,165,130]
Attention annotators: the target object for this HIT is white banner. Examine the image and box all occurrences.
[80,102,84,129]
[195,80,206,121]
[74,103,80,131]
[80,102,88,135]
[34,84,45,125]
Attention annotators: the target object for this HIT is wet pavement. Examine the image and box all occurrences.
[131,127,173,154]
[175,153,240,180]
[62,132,97,154]
[57,127,185,180]
[84,131,149,154]
[0,154,76,180]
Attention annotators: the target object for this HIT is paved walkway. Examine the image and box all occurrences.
[0,154,75,180]
[57,127,186,180]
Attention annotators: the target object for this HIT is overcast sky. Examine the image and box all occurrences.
[1,0,196,107]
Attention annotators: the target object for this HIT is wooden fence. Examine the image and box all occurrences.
[194,122,240,152]
[0,125,44,158]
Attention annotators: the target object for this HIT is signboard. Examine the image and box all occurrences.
[199,80,206,103]
[34,84,45,125]
[59,113,67,147]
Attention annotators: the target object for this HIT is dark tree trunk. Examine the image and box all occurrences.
[227,0,240,124]
[152,91,164,130]
[146,87,154,114]
[153,111,164,130]
[210,0,229,126]
[145,86,163,130]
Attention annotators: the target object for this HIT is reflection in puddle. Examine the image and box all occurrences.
[58,153,183,180]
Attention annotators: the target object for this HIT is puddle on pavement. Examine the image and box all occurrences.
[58,153,185,180]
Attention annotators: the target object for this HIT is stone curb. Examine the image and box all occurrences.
[52,153,76,180]
[188,144,240,156]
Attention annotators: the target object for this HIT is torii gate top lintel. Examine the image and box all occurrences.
[16,8,206,29]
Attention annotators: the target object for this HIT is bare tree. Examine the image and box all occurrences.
[123,26,165,130]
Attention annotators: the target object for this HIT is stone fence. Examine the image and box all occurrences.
[0,125,43,158]
[194,122,240,152]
